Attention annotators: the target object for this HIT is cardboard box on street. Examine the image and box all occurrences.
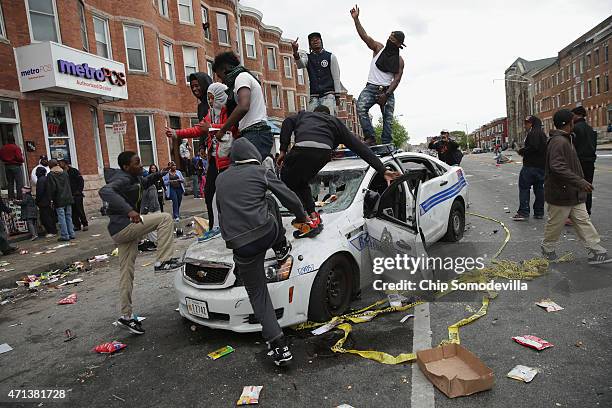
[416,343,494,398]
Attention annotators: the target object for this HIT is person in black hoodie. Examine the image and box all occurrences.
[35,166,57,237]
[512,115,547,221]
[185,72,213,148]
[216,138,311,366]
[571,106,597,214]
[59,159,88,231]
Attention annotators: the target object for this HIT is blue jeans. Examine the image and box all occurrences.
[56,205,75,239]
[357,83,395,144]
[518,166,545,216]
[169,187,183,219]
[241,127,273,160]
[308,94,336,115]
[192,175,200,198]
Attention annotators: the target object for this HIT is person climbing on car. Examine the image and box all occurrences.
[216,138,314,366]
[277,105,400,238]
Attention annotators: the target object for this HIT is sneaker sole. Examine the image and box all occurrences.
[274,355,293,366]
[588,258,612,265]
[116,321,145,335]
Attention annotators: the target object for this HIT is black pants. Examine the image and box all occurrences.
[581,161,595,214]
[233,196,287,342]
[281,147,331,214]
[205,156,219,230]
[72,195,88,229]
[5,165,23,200]
[39,205,57,235]
[157,193,164,212]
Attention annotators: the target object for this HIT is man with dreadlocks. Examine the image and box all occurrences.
[291,32,342,115]
[351,4,405,146]
[213,52,273,163]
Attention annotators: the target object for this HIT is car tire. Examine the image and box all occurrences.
[442,200,465,242]
[307,254,354,322]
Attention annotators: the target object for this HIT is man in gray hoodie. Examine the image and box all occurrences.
[99,151,182,335]
[216,138,310,366]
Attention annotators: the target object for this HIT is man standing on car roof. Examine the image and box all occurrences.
[277,105,399,238]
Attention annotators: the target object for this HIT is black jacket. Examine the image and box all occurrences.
[189,72,213,121]
[545,129,589,206]
[572,118,597,163]
[20,193,38,220]
[519,119,547,169]
[36,174,51,207]
[429,139,460,166]
[66,166,85,197]
[280,111,387,174]
[47,166,74,207]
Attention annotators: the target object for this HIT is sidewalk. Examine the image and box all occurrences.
[0,195,207,288]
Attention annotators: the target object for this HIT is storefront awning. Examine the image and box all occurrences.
[14,42,128,102]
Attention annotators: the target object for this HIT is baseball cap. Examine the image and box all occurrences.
[553,109,574,129]
[392,31,406,48]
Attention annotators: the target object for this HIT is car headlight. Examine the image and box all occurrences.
[265,256,293,283]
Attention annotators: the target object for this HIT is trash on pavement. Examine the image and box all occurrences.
[64,329,77,342]
[0,300,9,305]
[503,207,510,213]
[93,341,127,354]
[52,243,71,249]
[336,404,355,408]
[507,365,538,383]
[91,234,101,237]
[19,249,29,255]
[237,386,263,405]
[58,278,84,287]
[207,345,234,360]
[388,293,407,307]
[535,299,564,312]
[8,323,22,327]
[575,341,584,348]
[0,343,13,354]
[416,343,494,398]
[90,254,109,262]
[44,250,56,254]
[311,319,340,335]
[111,248,119,256]
[512,335,554,351]
[58,293,78,305]
[0,261,10,267]
[400,314,415,323]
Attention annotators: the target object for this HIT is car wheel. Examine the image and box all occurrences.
[308,254,354,322]
[443,200,465,242]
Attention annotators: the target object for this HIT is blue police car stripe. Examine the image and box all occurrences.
[419,176,467,215]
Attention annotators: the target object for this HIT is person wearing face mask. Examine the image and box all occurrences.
[351,4,405,146]
[165,82,236,239]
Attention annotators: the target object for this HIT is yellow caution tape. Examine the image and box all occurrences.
[442,296,490,345]
[466,211,511,260]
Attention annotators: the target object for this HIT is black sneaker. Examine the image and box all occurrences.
[541,245,557,261]
[534,214,544,220]
[512,213,527,221]
[293,224,323,239]
[267,336,293,367]
[274,243,292,262]
[588,251,612,265]
[116,318,145,335]
[154,257,183,272]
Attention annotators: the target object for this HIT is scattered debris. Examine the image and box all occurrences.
[400,314,415,323]
[388,293,407,307]
[58,278,83,287]
[312,320,340,335]
[111,248,119,256]
[141,262,153,267]
[503,207,510,213]
[237,386,263,405]
[512,335,554,351]
[91,234,101,237]
[535,299,563,312]
[90,254,109,263]
[52,243,71,250]
[0,343,13,354]
[0,261,10,267]
[64,329,77,342]
[58,293,78,305]
[507,365,538,383]
[190,325,197,332]
[112,394,126,402]
[93,341,127,354]
[581,319,587,325]
[8,323,22,327]
[207,345,234,360]
[575,341,584,348]
[19,249,29,255]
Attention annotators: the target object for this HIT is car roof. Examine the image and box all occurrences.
[320,151,447,173]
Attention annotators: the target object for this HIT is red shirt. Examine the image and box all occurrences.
[0,143,24,165]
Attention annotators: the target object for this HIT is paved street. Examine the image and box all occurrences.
[1,153,611,407]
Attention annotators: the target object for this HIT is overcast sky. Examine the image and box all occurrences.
[242,0,610,143]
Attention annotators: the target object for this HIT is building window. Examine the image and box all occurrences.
[178,0,194,24]
[267,47,277,70]
[201,6,210,40]
[587,79,592,97]
[605,73,609,92]
[573,85,578,102]
[78,1,88,51]
[572,62,576,77]
[123,25,146,72]
[605,43,609,64]
[182,46,198,84]
[103,112,123,169]
[206,60,213,77]
[586,53,591,69]
[93,16,112,59]
[135,115,156,167]
[271,85,281,108]
[26,0,60,42]
[579,58,584,74]
[158,0,169,17]
[162,43,175,82]
[299,95,307,111]
[594,49,599,66]
[595,76,600,95]
[283,56,292,78]
[297,68,305,85]
[244,30,256,58]
[42,103,76,167]
[0,2,5,39]
[217,13,229,45]
[286,90,295,112]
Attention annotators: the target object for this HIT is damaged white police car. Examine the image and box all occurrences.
[174,147,468,331]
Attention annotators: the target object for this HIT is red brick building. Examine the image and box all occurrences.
[472,117,508,150]
[0,0,361,212]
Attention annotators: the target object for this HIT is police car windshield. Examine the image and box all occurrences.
[278,168,367,215]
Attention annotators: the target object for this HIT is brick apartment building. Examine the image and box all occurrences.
[0,0,361,213]
[471,117,508,150]
[505,16,611,145]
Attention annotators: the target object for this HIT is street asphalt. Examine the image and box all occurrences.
[0,152,611,407]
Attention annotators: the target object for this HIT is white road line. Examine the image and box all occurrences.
[411,303,435,408]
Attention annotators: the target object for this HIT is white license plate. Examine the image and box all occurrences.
[186,298,209,319]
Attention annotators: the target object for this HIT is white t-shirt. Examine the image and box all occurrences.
[234,72,267,131]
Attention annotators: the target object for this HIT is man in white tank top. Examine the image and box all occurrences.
[351,5,405,146]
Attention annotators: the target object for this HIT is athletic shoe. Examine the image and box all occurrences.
[267,336,293,367]
[541,245,557,261]
[293,223,323,239]
[534,214,544,220]
[58,237,70,242]
[274,243,292,262]
[511,213,527,221]
[154,257,183,272]
[174,217,180,222]
[138,240,157,252]
[45,234,56,238]
[310,212,323,228]
[588,251,612,265]
[198,227,221,242]
[116,317,145,335]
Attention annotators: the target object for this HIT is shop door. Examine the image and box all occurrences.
[104,112,123,169]
[41,102,78,169]
[0,99,26,190]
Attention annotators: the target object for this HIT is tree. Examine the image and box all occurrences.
[450,130,475,150]
[374,116,409,148]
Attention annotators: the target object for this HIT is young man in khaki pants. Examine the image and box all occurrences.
[99,151,183,334]
[542,109,611,265]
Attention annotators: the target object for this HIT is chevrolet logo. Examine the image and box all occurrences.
[196,270,208,278]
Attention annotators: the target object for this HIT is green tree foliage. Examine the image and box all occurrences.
[450,130,475,149]
[374,116,409,148]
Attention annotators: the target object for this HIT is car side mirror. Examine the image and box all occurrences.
[363,189,380,219]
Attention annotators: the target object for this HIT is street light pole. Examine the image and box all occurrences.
[457,122,470,150]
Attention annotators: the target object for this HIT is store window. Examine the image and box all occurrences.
[244,30,256,58]
[78,1,88,51]
[183,46,198,84]
[163,42,175,82]
[103,112,123,169]
[178,0,194,24]
[217,13,229,45]
[93,16,112,59]
[42,103,76,167]
[26,0,60,42]
[201,6,211,40]
[135,115,156,167]
[124,25,146,72]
